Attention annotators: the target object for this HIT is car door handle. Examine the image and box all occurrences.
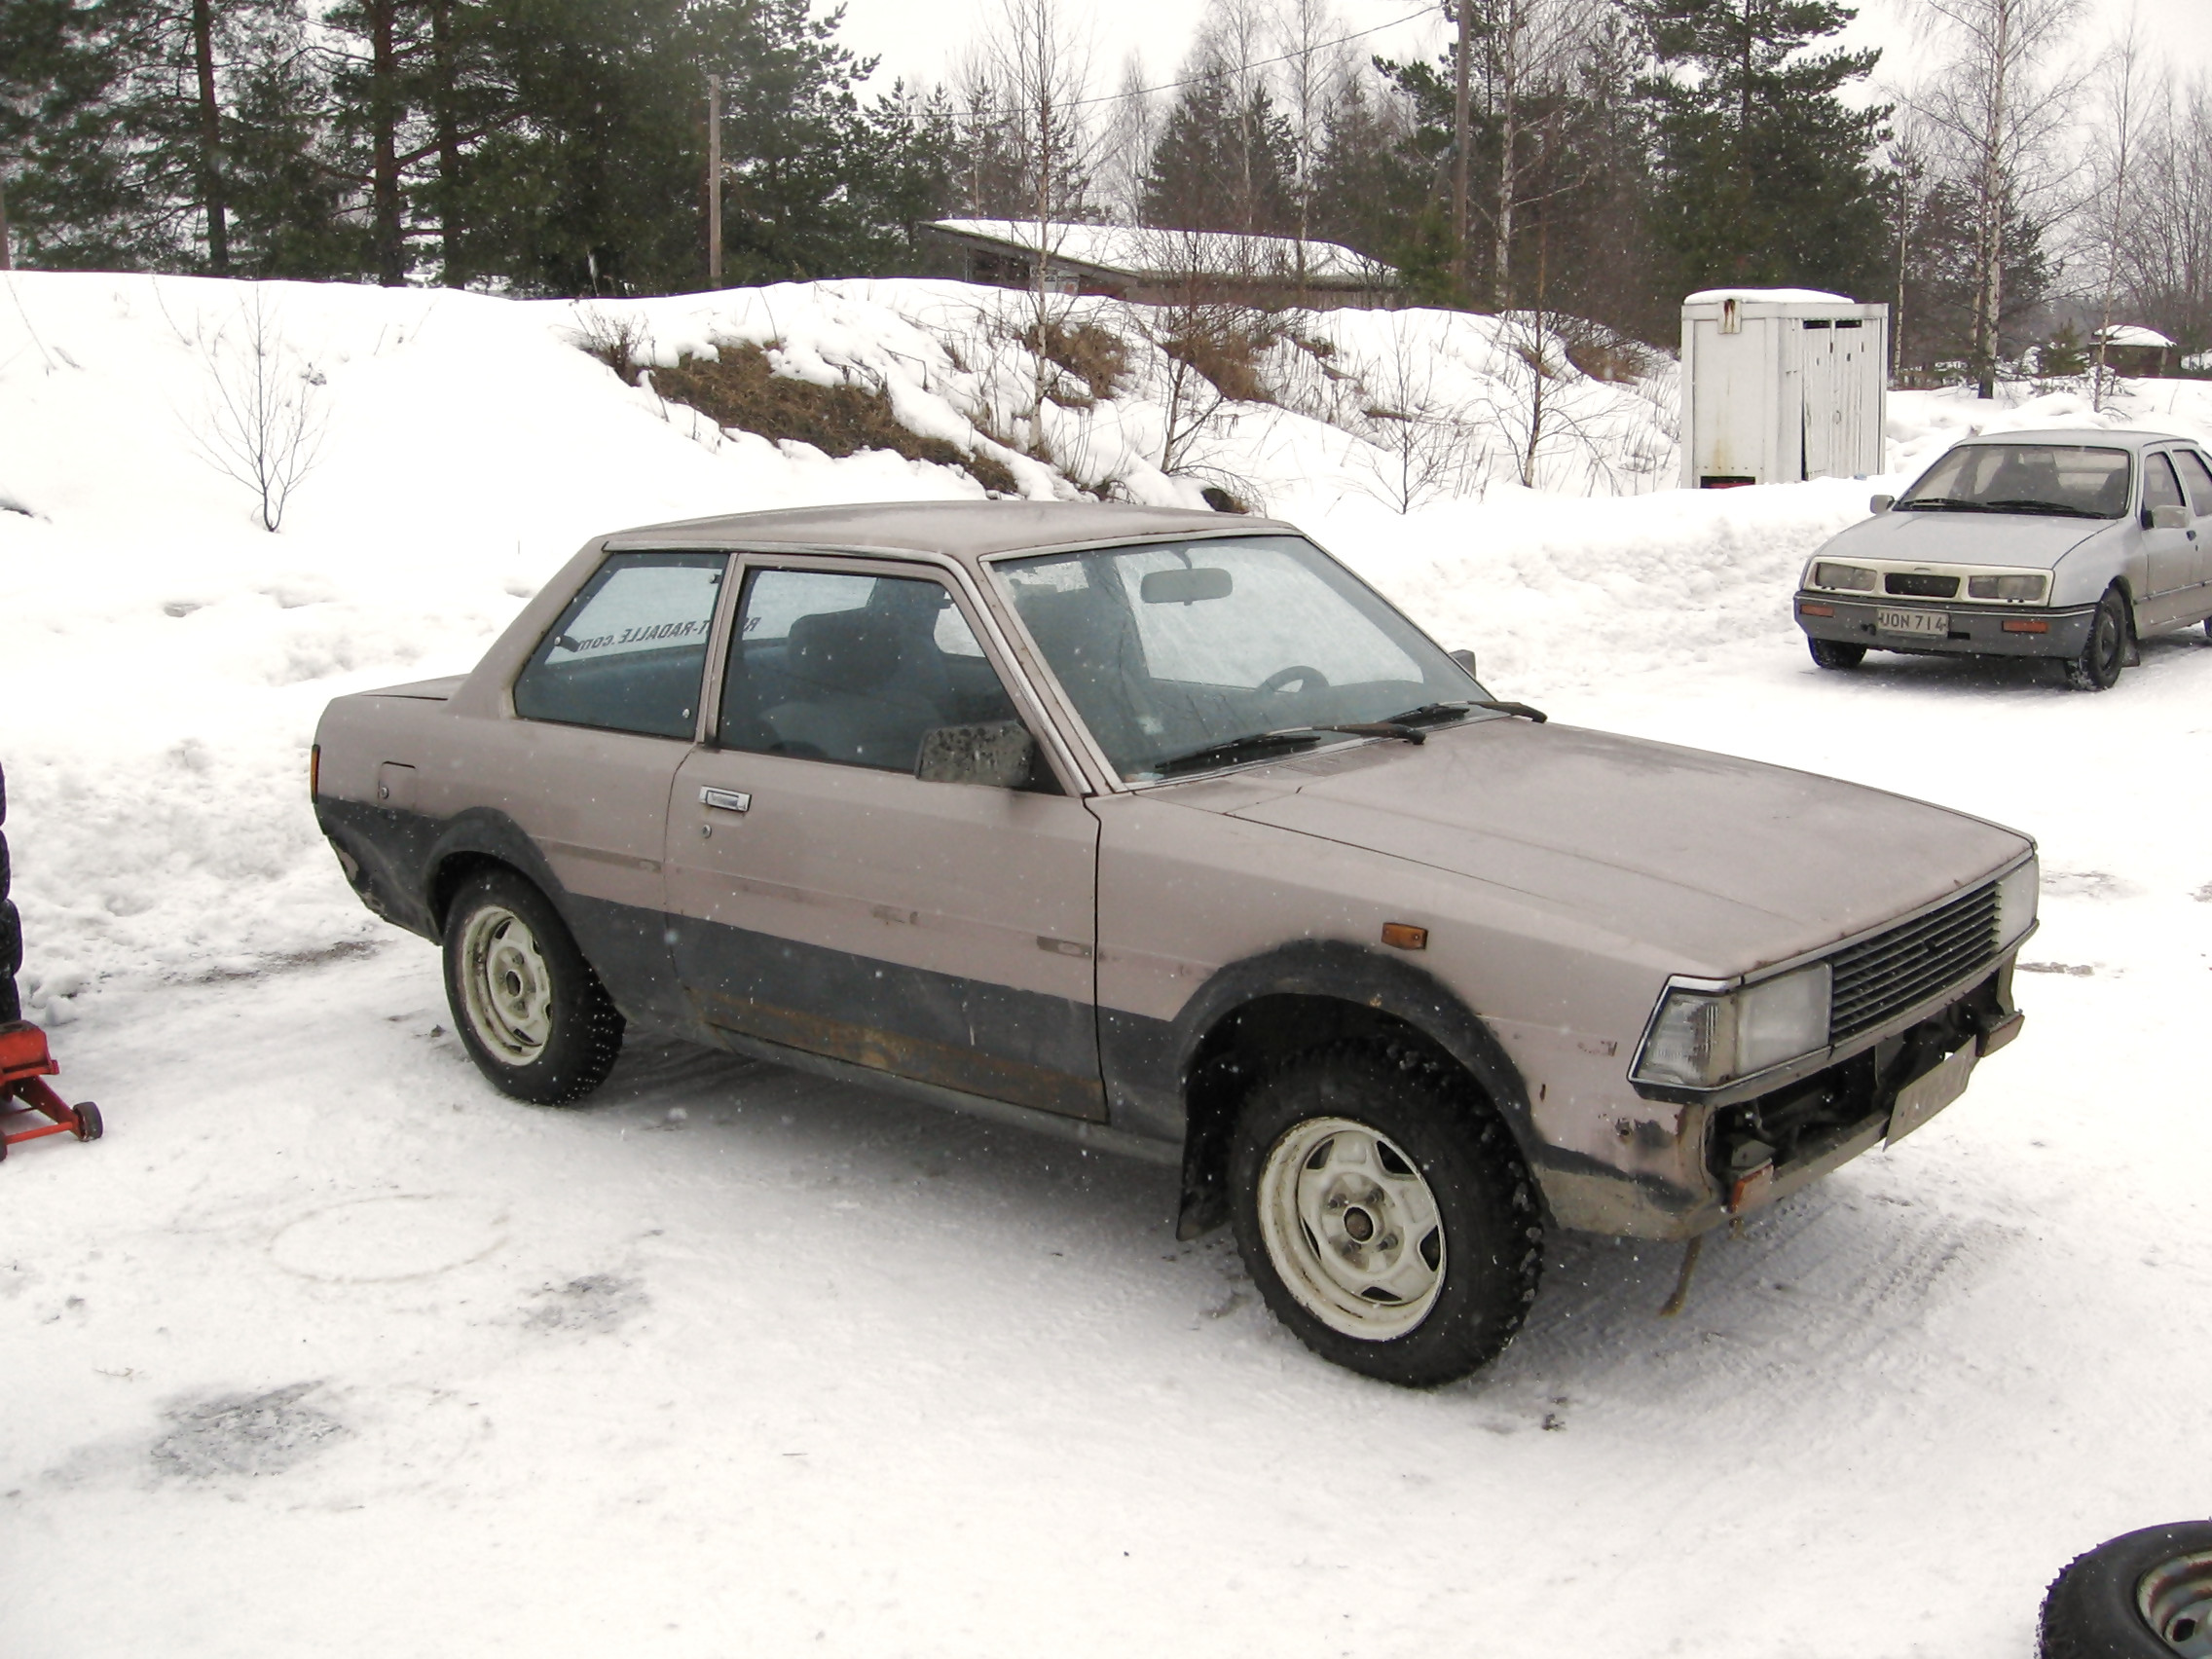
[699,787,752,814]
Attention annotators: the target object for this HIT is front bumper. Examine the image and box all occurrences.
[1794,591,2096,659]
[1540,963,2023,1239]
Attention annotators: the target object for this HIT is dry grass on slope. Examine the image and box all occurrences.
[577,320,1019,496]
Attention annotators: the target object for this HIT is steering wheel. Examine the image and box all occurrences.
[1258,664,1331,695]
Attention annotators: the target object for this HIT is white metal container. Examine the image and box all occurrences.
[1678,289,1890,489]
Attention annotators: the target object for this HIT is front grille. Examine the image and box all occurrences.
[1828,882,1999,1042]
[1885,571,1960,598]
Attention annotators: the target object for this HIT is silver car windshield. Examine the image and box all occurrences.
[994,535,1487,782]
[1898,443,2131,520]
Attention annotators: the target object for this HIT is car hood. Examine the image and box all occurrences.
[1175,719,2029,977]
[1821,509,2115,570]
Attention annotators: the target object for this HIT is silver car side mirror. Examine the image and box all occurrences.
[916,720,1037,789]
[1869,494,1895,514]
[2149,502,2190,531]
[1450,647,1480,680]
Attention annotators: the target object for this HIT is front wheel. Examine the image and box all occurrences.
[2040,1520,2212,1658]
[2066,586,2129,691]
[1808,636,1867,670]
[1229,1047,1543,1386]
[442,867,623,1104]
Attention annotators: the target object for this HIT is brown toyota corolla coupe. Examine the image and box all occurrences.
[313,501,2036,1384]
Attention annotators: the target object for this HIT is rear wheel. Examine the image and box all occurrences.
[1229,1046,1542,1386]
[441,868,623,1104]
[2040,1520,2212,1658]
[2067,586,2129,691]
[1808,636,1867,670]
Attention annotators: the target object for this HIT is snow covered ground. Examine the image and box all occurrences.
[4,272,2211,1657]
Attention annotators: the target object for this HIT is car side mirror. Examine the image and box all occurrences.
[1449,647,1480,681]
[916,720,1038,789]
[1869,494,1895,514]
[2149,502,2189,531]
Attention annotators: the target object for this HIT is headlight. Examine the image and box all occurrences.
[1997,857,2038,948]
[1634,963,1832,1090]
[1968,573,2046,602]
[1813,562,1878,592]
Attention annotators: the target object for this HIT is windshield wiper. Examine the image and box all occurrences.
[1382,698,1549,727]
[1379,701,1476,726]
[1896,498,1991,512]
[1979,498,2105,519]
[1153,728,1331,777]
[1152,720,1434,778]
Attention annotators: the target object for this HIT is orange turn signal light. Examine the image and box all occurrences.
[310,743,320,800]
[2002,618,2049,634]
[1798,602,1835,616]
[1382,922,1428,951]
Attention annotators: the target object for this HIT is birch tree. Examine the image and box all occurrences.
[1908,0,2085,396]
[2084,20,2152,408]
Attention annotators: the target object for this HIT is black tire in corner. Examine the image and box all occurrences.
[2040,1520,2212,1659]
[1808,636,1867,670]
[1228,1045,1542,1387]
[441,866,623,1105]
[2067,585,2130,691]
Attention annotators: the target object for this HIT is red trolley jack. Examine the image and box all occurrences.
[0,1020,102,1162]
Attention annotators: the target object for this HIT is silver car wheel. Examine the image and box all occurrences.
[2140,1550,2212,1656]
[459,904,554,1065]
[1256,1115,1447,1341]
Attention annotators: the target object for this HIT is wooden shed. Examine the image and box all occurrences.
[2094,325,2175,378]
[918,220,1402,311]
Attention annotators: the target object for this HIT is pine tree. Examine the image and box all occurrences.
[1636,0,1890,297]
[1139,68,1297,234]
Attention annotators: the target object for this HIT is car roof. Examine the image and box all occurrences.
[1953,427,2188,451]
[599,499,1293,565]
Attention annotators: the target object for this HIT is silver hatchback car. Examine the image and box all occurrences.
[314,502,2036,1384]
[1794,428,2212,689]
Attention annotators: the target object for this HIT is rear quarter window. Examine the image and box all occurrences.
[513,552,727,738]
[2173,450,2212,518]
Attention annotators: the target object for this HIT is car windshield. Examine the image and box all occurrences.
[1897,443,2132,519]
[993,535,1488,782]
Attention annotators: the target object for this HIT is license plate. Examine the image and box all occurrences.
[1876,607,1947,637]
[1888,1044,1976,1144]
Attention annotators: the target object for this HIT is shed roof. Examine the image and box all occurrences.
[2094,324,2176,349]
[1683,287,1858,306]
[926,220,1396,287]
[602,498,1289,564]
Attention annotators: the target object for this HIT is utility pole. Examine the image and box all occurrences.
[706,74,723,288]
[1451,0,1471,297]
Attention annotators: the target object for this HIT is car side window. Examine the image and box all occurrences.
[719,568,1045,783]
[2174,451,2212,518]
[2144,454,2186,513]
[513,552,726,739]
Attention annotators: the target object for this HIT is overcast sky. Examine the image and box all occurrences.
[835,0,2212,113]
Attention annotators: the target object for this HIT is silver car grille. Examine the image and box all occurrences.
[1828,881,2000,1043]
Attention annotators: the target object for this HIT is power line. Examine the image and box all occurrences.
[870,4,1442,120]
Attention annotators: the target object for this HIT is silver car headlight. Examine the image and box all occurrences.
[1967,573,2046,602]
[1634,963,1832,1090]
[1997,856,2038,948]
[1812,562,1878,592]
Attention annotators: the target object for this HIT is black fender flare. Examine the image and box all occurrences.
[1158,939,1538,1238]
[420,806,573,932]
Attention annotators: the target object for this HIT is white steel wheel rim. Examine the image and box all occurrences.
[1256,1116,1447,1341]
[460,904,554,1066]
[2140,1551,2212,1656]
